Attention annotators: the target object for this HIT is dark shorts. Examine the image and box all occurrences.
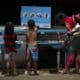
[69,37,80,54]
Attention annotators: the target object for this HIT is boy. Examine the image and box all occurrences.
[25,19,39,75]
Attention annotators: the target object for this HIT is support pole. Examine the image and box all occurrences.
[57,50,61,71]
[1,44,5,74]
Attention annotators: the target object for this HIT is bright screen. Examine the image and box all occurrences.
[21,6,51,28]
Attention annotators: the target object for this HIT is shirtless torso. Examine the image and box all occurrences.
[26,27,37,47]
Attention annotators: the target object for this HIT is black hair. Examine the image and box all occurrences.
[28,19,35,29]
[73,14,80,24]
[5,21,14,34]
[74,17,80,24]
[56,12,67,21]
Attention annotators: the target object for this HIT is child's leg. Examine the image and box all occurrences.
[76,50,80,73]
[65,53,75,70]
[31,47,39,75]
[5,54,10,76]
[26,48,31,74]
[10,52,17,75]
[59,53,75,74]
[60,45,76,74]
[33,61,39,75]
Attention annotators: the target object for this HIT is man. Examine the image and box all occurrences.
[25,19,39,75]
[56,13,80,74]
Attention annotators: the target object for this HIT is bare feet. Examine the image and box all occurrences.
[13,72,17,76]
[59,69,69,74]
[76,70,80,74]
[25,70,31,75]
[25,70,28,75]
[33,71,39,75]
[5,73,9,76]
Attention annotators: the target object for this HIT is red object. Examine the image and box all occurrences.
[4,34,17,53]
[66,52,80,70]
[64,17,76,31]
[65,53,75,70]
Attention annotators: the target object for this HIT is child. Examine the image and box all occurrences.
[4,22,17,76]
[56,13,80,74]
[25,19,39,75]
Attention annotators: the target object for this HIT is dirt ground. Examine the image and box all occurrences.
[0,69,80,80]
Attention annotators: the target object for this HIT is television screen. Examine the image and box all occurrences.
[21,6,51,28]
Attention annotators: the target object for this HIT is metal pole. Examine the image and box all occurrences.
[57,50,61,71]
[1,44,5,73]
[1,32,5,74]
[57,32,61,71]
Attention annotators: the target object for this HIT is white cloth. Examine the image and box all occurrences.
[72,23,80,36]
[4,54,10,60]
[4,52,15,60]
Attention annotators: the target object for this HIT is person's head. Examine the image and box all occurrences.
[56,12,67,25]
[27,19,35,29]
[73,14,80,24]
[5,21,14,34]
